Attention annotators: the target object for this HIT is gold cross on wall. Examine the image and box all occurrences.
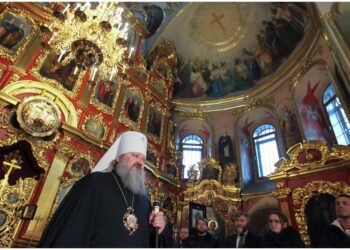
[0,159,22,194]
[210,12,226,33]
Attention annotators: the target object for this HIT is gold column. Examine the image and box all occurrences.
[23,146,72,240]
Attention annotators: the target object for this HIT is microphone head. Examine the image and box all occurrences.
[153,201,160,213]
[153,201,160,207]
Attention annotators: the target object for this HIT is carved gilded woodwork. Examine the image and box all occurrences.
[292,180,350,246]
[0,108,53,171]
[178,108,207,119]
[272,187,292,199]
[182,157,241,235]
[1,80,79,127]
[134,65,148,82]
[167,120,176,155]
[0,178,37,247]
[290,45,323,88]
[0,7,39,62]
[198,158,222,183]
[320,11,340,20]
[269,141,350,179]
[221,163,238,186]
[184,178,241,235]
[150,77,168,98]
[151,56,172,82]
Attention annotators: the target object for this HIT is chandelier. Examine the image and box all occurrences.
[40,2,135,81]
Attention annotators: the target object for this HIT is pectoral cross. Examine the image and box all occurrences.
[0,159,22,194]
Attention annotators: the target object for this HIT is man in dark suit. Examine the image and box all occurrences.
[225,212,264,248]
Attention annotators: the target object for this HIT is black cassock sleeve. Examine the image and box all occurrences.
[37,173,99,247]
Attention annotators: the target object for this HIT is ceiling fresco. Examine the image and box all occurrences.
[146,2,309,101]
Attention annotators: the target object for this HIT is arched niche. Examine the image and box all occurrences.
[2,80,78,127]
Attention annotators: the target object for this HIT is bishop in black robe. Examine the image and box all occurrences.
[38,170,171,247]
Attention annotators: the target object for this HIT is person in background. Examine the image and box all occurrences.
[318,194,350,247]
[183,217,219,248]
[263,211,305,248]
[175,227,190,248]
[225,212,264,248]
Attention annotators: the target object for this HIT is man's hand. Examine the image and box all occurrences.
[149,211,166,234]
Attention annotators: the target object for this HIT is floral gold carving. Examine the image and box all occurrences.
[269,141,350,179]
[292,181,350,246]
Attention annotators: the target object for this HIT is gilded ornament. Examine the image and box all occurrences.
[272,188,291,199]
[292,181,350,247]
[16,96,61,138]
[269,141,350,180]
[320,11,340,20]
[221,163,238,186]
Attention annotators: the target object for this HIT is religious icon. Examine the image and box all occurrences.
[7,192,19,204]
[70,157,90,177]
[124,89,142,123]
[39,53,79,91]
[84,118,105,139]
[20,204,37,220]
[147,106,163,140]
[0,210,7,229]
[189,202,206,229]
[0,11,32,55]
[146,149,158,167]
[94,79,118,108]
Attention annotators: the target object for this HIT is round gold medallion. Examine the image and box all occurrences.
[16,96,61,137]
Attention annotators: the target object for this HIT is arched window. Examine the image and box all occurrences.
[253,124,280,177]
[323,84,350,145]
[181,134,203,179]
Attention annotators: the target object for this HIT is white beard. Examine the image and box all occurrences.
[114,160,146,195]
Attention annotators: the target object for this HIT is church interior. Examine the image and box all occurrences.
[0,2,350,247]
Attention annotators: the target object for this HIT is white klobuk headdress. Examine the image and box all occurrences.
[92,131,147,172]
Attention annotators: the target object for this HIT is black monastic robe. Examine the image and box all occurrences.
[38,171,164,247]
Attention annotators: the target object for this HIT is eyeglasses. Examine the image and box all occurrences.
[269,219,281,224]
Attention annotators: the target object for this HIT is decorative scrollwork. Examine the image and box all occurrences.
[292,180,350,246]
[269,141,350,179]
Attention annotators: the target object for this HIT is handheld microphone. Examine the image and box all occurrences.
[153,201,160,248]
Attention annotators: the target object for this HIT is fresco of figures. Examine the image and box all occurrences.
[168,2,308,99]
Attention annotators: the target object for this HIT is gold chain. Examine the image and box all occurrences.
[111,172,134,208]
